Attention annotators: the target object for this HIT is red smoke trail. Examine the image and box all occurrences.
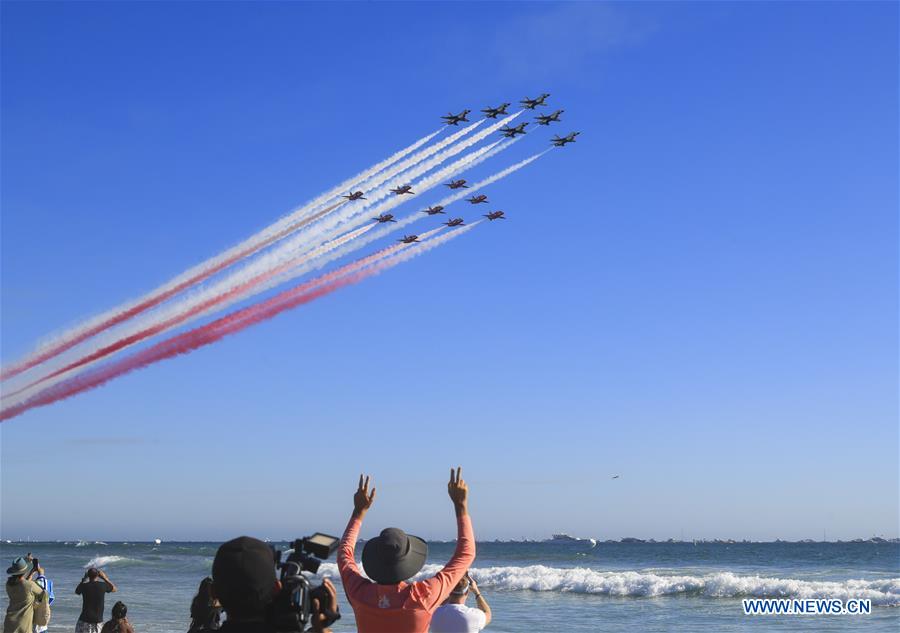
[0,244,405,422]
[0,202,343,382]
[8,224,374,397]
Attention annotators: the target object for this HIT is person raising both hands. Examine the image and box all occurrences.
[337,467,476,633]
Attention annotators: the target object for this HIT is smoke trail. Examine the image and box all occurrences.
[3,137,507,398]
[287,132,519,261]
[5,139,540,403]
[266,148,548,288]
[0,127,449,382]
[430,149,551,209]
[335,112,519,219]
[0,226,474,422]
[0,199,346,381]
[7,224,385,397]
[1,115,513,381]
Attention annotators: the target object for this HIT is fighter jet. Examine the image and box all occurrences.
[444,179,469,190]
[398,235,420,244]
[373,213,397,223]
[422,205,445,215]
[551,132,580,147]
[391,184,414,195]
[343,191,365,201]
[535,110,563,125]
[484,211,506,221]
[481,103,510,119]
[500,122,528,138]
[466,194,488,204]
[612,475,620,480]
[520,93,550,109]
[441,110,471,126]
[443,217,465,227]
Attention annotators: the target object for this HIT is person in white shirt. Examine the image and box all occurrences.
[430,572,491,633]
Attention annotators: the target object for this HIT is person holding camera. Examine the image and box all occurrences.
[337,467,476,633]
[75,567,117,633]
[430,572,491,633]
[210,536,339,633]
[24,556,53,633]
[3,557,46,633]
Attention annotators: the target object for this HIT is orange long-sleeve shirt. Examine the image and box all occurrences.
[338,512,475,633]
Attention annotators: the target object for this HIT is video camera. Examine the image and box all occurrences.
[269,533,341,631]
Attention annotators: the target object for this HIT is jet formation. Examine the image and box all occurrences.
[364,94,582,235]
[440,93,579,147]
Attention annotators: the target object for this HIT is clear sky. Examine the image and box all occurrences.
[1,1,897,542]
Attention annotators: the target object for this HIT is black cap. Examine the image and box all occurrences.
[362,527,428,584]
[212,536,277,615]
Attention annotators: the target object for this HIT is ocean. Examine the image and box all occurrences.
[2,539,898,632]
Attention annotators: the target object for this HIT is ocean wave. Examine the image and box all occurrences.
[83,555,139,568]
[317,563,900,606]
[468,565,900,606]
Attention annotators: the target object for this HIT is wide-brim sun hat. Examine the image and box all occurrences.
[362,527,428,584]
[6,557,31,576]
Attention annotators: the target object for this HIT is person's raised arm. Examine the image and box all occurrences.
[468,573,492,627]
[98,569,117,593]
[414,467,476,610]
[76,571,88,593]
[338,474,376,598]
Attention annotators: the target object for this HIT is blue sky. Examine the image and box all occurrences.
[1,1,897,542]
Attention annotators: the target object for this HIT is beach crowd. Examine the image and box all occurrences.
[5,467,491,633]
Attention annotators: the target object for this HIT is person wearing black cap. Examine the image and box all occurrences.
[337,467,476,633]
[210,535,338,633]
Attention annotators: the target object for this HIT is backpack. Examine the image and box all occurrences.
[33,576,52,626]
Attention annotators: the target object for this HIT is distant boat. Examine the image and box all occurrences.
[551,533,582,542]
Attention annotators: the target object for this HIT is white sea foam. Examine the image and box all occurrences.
[315,563,900,606]
[83,555,135,568]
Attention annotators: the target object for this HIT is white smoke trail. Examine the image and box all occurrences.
[329,111,521,221]
[288,129,524,264]
[5,115,518,385]
[6,142,545,400]
[289,127,445,217]
[3,127,447,378]
[430,149,551,209]
[2,140,513,403]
